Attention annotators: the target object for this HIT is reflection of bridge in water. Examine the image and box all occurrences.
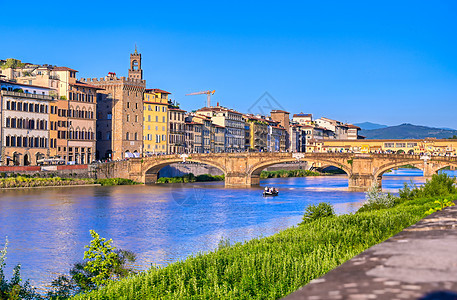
[95,153,457,191]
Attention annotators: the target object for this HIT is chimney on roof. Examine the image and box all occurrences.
[217,102,219,107]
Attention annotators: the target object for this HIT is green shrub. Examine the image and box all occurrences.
[358,181,396,212]
[301,202,335,224]
[398,173,457,201]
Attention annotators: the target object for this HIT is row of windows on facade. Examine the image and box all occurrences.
[126,102,139,109]
[69,92,95,103]
[125,132,139,141]
[145,105,166,112]
[50,121,69,130]
[145,115,166,123]
[4,136,48,148]
[384,143,419,148]
[50,106,94,119]
[170,123,185,132]
[145,125,166,131]
[5,118,47,130]
[55,130,94,140]
[146,144,166,150]
[127,115,139,122]
[169,134,184,144]
[144,134,166,143]
[51,146,92,153]
[170,112,184,121]
[5,101,48,113]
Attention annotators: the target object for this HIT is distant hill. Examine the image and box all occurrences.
[353,122,388,130]
[360,123,457,139]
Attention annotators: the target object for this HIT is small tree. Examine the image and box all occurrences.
[301,202,335,224]
[48,230,136,297]
[82,230,119,287]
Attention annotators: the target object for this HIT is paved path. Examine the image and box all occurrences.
[283,205,457,300]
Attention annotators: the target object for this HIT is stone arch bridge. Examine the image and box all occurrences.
[94,153,457,191]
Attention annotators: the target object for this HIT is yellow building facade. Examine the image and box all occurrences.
[307,138,457,156]
[143,89,169,154]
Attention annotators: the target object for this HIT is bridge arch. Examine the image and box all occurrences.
[248,157,352,185]
[142,157,227,184]
[374,160,425,179]
[374,159,457,180]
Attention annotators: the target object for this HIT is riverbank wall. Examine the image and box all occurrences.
[0,165,93,178]
[158,162,311,178]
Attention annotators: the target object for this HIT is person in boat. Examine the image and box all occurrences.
[264,186,268,192]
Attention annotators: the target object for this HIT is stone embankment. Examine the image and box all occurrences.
[283,204,457,300]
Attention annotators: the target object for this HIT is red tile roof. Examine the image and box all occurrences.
[146,88,171,94]
[74,81,104,90]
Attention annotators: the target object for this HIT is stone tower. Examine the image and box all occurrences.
[81,49,146,161]
[129,46,143,79]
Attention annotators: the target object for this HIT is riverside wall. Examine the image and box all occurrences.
[0,165,93,178]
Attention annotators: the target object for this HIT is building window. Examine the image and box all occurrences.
[126,132,129,140]
[107,113,112,120]
[127,114,130,122]
[127,102,130,108]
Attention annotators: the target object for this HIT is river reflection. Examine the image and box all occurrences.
[0,168,455,288]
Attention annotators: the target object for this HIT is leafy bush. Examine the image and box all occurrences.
[47,231,136,298]
[301,202,335,224]
[399,173,457,201]
[358,180,396,212]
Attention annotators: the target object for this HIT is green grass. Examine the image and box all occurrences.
[71,194,444,300]
[95,178,139,186]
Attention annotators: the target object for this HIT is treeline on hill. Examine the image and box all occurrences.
[2,174,455,299]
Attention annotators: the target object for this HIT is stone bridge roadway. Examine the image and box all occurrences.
[94,153,457,191]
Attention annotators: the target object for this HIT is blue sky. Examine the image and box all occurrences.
[2,1,457,128]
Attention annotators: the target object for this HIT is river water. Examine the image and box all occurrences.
[0,168,454,289]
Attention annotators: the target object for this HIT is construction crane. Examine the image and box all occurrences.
[185,90,215,107]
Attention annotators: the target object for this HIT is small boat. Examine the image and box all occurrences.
[263,189,279,197]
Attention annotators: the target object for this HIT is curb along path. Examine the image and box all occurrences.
[283,205,457,300]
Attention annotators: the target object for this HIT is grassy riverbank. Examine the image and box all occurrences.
[0,176,139,188]
[72,175,455,299]
[156,173,224,183]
